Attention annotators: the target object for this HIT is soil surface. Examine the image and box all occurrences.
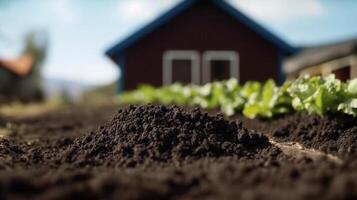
[235,113,357,159]
[0,104,357,200]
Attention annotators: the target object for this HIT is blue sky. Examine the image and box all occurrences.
[0,0,357,85]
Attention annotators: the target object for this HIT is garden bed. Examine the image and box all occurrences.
[0,104,356,200]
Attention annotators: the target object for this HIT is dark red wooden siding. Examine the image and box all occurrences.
[124,1,280,90]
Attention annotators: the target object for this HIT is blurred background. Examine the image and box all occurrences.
[0,0,356,106]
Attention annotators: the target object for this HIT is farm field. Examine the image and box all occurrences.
[0,103,356,200]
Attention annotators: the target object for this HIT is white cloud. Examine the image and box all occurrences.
[229,0,324,22]
[117,1,155,21]
[115,0,324,24]
[115,0,180,23]
[46,0,80,24]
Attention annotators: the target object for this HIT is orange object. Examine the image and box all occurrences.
[0,53,34,76]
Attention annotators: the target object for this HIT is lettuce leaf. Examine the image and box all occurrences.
[243,79,292,119]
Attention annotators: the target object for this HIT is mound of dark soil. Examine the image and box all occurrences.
[62,105,275,168]
[236,113,357,158]
[2,105,357,200]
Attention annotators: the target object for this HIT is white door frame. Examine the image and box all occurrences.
[162,50,200,85]
[202,51,239,83]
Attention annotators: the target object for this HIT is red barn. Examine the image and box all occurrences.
[106,0,297,92]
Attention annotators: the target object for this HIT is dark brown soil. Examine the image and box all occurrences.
[0,104,357,200]
[2,105,117,140]
[235,113,357,159]
[62,105,279,168]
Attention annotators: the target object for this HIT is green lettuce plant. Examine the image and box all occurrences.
[337,79,357,117]
[119,75,357,118]
[242,80,292,118]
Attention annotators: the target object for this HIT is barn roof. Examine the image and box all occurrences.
[284,37,357,74]
[106,0,297,59]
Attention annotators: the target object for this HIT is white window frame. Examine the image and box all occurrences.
[202,51,239,83]
[163,50,200,85]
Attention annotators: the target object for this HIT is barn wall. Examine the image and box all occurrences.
[123,1,280,90]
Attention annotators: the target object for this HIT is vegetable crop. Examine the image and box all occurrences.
[119,75,357,118]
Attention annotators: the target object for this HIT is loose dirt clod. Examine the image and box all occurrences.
[269,139,343,164]
[63,105,276,168]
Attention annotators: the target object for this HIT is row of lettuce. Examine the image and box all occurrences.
[119,75,357,119]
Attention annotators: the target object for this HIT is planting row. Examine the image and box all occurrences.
[119,75,357,118]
